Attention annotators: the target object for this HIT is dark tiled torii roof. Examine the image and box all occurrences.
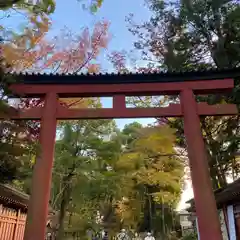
[186,178,240,211]
[6,67,240,85]
[0,183,29,212]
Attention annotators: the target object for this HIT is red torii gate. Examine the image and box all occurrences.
[1,69,239,240]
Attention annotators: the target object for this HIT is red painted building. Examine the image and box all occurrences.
[0,184,28,239]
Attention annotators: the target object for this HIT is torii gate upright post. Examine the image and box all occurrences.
[181,89,223,240]
[24,92,58,240]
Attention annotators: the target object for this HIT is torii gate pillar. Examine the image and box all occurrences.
[24,93,57,240]
[181,89,222,240]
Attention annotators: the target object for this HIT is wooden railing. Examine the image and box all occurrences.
[0,205,26,240]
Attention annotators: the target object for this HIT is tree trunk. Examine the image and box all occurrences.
[201,120,228,188]
[56,174,73,240]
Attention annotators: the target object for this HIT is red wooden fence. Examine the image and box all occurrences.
[0,205,26,240]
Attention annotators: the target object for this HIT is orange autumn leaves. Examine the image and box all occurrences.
[1,15,110,117]
[2,15,51,71]
[2,16,110,74]
[41,21,109,74]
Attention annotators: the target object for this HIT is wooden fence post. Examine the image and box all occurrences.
[13,209,21,240]
[0,205,3,238]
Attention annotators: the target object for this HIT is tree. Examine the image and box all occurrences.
[0,0,108,195]
[0,9,110,214]
[0,17,110,141]
[121,122,143,146]
[2,17,110,133]
[2,16,110,109]
[0,42,38,184]
[0,119,35,183]
[0,15,48,184]
[80,0,104,13]
[113,0,240,189]
[0,15,110,201]
[0,0,55,14]
[51,102,117,239]
[127,0,240,70]
[0,0,104,15]
[2,17,109,74]
[50,119,184,238]
[115,124,184,237]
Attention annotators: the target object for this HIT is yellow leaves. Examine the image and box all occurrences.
[2,14,51,71]
[29,15,51,43]
[87,63,100,73]
[30,154,36,166]
[117,125,178,175]
[59,98,88,109]
[115,194,143,228]
[90,0,104,13]
[159,95,169,106]
[115,124,184,208]
[97,0,103,8]
[152,191,176,204]
[2,45,18,65]
[116,152,142,171]
[135,125,176,154]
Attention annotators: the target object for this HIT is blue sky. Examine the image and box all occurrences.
[1,0,155,129]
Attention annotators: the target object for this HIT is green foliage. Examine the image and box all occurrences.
[0,53,35,184]
[128,0,240,189]
[0,119,36,184]
[181,231,198,240]
[0,0,104,17]
[78,0,104,13]
[90,0,103,13]
[121,122,143,146]
[51,118,184,238]
[51,115,119,239]
[0,0,56,14]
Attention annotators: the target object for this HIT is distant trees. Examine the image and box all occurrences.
[49,120,184,239]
